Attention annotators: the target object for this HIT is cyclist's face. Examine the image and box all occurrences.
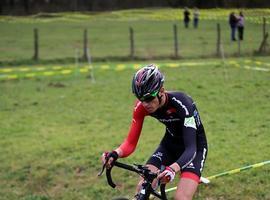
[141,88,165,113]
[141,97,160,113]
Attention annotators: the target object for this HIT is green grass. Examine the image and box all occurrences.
[0,57,270,199]
[1,7,270,200]
[0,8,270,65]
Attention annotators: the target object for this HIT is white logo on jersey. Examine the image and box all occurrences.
[159,118,180,123]
[187,162,195,169]
[184,116,197,129]
[152,152,163,161]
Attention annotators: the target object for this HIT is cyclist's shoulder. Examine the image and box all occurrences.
[167,91,193,102]
[167,91,195,114]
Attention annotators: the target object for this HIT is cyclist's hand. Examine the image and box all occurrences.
[158,166,176,184]
[101,151,119,169]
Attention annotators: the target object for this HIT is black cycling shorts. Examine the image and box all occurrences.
[146,145,207,178]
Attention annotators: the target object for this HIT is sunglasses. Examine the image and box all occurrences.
[139,90,159,102]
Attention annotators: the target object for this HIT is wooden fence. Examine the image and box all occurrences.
[30,19,269,61]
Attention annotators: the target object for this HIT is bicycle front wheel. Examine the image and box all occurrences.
[112,197,129,200]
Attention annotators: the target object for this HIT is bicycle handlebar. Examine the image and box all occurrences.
[99,160,168,199]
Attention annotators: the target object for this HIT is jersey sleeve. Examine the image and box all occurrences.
[119,101,148,157]
[172,95,198,169]
[176,127,197,169]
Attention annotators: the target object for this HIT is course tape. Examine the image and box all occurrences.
[206,160,270,181]
[0,62,217,81]
[0,67,90,80]
[164,160,270,194]
[228,60,270,72]
[0,60,269,81]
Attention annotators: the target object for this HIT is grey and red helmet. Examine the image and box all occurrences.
[132,64,164,102]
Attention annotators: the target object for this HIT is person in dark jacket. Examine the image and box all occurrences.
[229,12,238,41]
[184,7,191,28]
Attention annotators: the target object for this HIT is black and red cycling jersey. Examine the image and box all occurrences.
[119,91,208,170]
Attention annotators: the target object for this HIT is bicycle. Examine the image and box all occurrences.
[99,161,168,200]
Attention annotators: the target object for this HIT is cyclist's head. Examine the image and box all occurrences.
[132,64,164,102]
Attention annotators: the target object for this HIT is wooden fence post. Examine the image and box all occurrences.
[262,17,266,52]
[263,17,266,39]
[173,24,179,58]
[33,28,39,61]
[258,33,269,53]
[216,23,221,56]
[238,37,241,56]
[129,27,134,59]
[82,29,88,60]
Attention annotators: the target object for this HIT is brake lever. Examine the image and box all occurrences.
[98,163,106,176]
[98,156,109,176]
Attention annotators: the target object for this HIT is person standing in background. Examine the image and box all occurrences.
[229,12,238,41]
[183,7,190,28]
[193,7,199,28]
[237,11,245,40]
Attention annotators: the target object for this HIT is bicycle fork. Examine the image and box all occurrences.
[135,181,167,200]
[135,181,153,200]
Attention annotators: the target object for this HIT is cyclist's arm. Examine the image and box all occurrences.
[115,101,147,158]
[174,124,197,171]
[170,95,197,172]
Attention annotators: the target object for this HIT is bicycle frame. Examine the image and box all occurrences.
[99,161,168,200]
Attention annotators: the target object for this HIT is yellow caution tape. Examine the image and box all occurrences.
[100,65,110,70]
[43,71,55,76]
[61,70,72,74]
[1,60,269,81]
[7,74,18,79]
[116,64,125,71]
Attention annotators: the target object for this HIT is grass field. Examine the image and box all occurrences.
[0,56,270,199]
[0,8,270,200]
[0,8,270,65]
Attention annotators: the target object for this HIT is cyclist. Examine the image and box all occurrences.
[102,64,208,200]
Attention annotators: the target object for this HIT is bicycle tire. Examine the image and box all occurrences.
[112,197,129,200]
